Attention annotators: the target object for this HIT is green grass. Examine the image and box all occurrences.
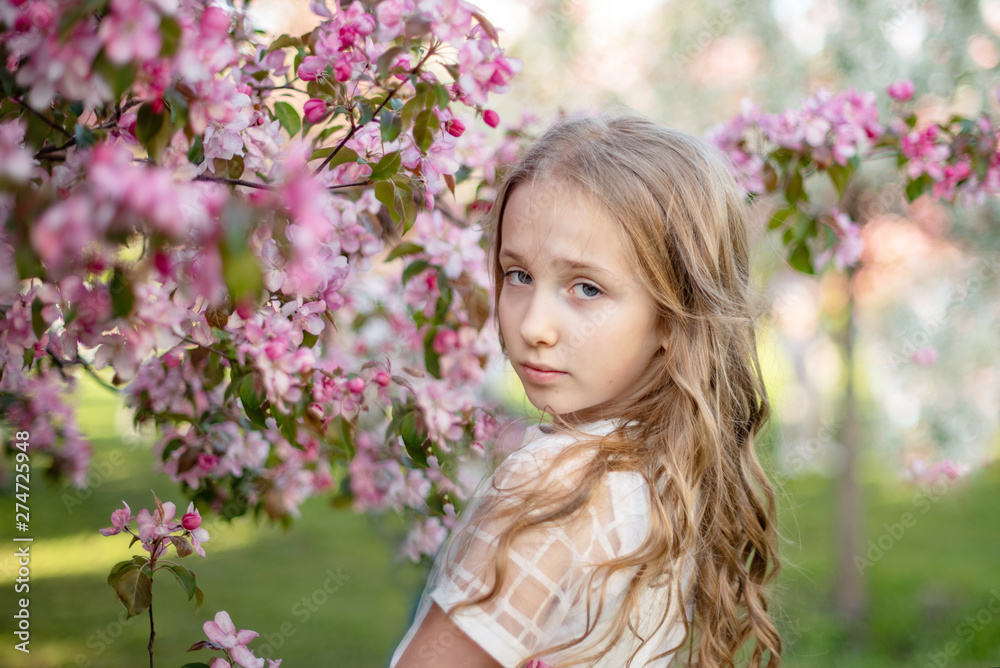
[2,372,998,667]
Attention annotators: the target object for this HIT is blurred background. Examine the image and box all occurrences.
[2,0,999,666]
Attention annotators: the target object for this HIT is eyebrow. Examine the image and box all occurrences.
[498,248,610,276]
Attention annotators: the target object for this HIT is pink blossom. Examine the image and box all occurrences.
[99,501,133,536]
[297,55,326,81]
[198,453,219,470]
[401,133,460,204]
[815,207,864,271]
[375,0,414,41]
[887,79,915,102]
[99,0,162,65]
[333,57,352,82]
[483,109,499,128]
[136,500,181,543]
[907,458,970,486]
[0,120,35,181]
[455,38,522,107]
[402,516,447,561]
[420,0,476,44]
[303,98,328,124]
[203,611,259,666]
[899,124,949,181]
[910,346,938,366]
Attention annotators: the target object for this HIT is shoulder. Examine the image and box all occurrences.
[490,421,615,497]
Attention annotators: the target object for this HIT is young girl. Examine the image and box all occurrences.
[391,112,781,667]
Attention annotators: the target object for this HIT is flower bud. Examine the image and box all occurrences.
[303,98,328,124]
[483,109,500,128]
[886,79,915,102]
[347,377,366,394]
[182,512,201,531]
[445,118,466,137]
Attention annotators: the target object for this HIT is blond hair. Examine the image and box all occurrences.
[455,111,780,667]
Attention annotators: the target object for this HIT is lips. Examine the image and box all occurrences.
[520,363,567,384]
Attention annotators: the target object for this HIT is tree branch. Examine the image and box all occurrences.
[312,46,437,177]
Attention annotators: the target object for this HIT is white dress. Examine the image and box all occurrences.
[390,419,695,668]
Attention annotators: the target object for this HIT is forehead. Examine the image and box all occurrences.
[499,179,634,272]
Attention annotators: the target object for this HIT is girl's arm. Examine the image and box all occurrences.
[395,601,503,668]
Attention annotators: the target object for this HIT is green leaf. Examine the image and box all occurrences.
[375,180,401,224]
[376,45,409,78]
[267,33,303,53]
[311,147,360,170]
[787,243,815,275]
[274,407,297,442]
[379,109,402,143]
[31,298,46,341]
[768,206,794,231]
[433,83,451,110]
[412,109,439,153]
[92,52,136,100]
[434,269,453,321]
[163,87,189,128]
[160,15,182,58]
[402,259,431,285]
[107,560,136,590]
[400,411,428,467]
[188,136,205,165]
[827,163,852,199]
[905,174,930,202]
[135,102,173,162]
[386,242,424,261]
[220,203,263,301]
[240,375,268,428]
[400,95,424,132]
[114,566,153,618]
[109,267,135,319]
[23,110,52,151]
[162,563,197,600]
[370,150,401,181]
[194,586,204,612]
[274,101,302,137]
[358,101,375,126]
[784,167,804,205]
[423,327,441,379]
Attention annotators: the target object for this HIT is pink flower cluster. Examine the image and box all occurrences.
[200,611,281,668]
[2,0,519,563]
[100,496,210,557]
[906,457,970,487]
[814,207,864,271]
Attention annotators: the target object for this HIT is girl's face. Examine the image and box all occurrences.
[497,180,663,424]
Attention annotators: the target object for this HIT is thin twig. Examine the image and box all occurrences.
[193,175,275,191]
[148,599,155,668]
[18,99,74,140]
[179,335,232,359]
[327,180,371,190]
[312,46,437,177]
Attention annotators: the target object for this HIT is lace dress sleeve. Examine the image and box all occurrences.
[427,436,632,668]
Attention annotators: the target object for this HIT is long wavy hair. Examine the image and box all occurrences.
[447,112,781,667]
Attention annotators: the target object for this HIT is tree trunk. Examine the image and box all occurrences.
[833,273,866,639]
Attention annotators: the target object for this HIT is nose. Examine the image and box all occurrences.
[519,288,559,347]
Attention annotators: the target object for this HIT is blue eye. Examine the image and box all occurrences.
[573,282,602,298]
[505,270,531,286]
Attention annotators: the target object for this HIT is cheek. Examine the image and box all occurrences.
[496,293,516,340]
